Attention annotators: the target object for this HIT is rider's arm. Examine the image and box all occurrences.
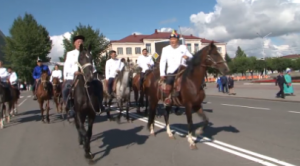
[63,53,70,79]
[10,72,17,83]
[159,47,167,77]
[105,60,110,80]
[136,56,142,68]
[119,61,125,71]
[149,57,155,66]
[184,46,193,59]
[46,66,51,76]
[32,67,38,80]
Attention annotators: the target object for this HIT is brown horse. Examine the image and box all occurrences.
[145,42,229,149]
[132,70,150,115]
[36,71,51,123]
[52,77,63,113]
[8,82,20,117]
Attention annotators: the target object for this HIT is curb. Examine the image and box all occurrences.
[206,94,299,103]
[244,83,300,85]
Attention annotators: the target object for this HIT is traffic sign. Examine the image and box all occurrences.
[153,52,159,59]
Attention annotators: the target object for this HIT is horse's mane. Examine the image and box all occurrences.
[182,45,207,82]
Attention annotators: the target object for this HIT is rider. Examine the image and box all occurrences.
[0,61,11,100]
[137,48,154,89]
[105,50,124,97]
[62,34,103,112]
[32,57,51,100]
[50,64,62,83]
[7,67,19,89]
[159,30,193,106]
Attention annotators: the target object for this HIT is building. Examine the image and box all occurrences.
[280,54,300,60]
[109,29,227,62]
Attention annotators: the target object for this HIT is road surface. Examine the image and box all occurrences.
[0,91,299,166]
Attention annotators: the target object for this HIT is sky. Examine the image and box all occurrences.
[1,0,300,62]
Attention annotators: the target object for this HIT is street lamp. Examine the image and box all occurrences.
[257,32,272,75]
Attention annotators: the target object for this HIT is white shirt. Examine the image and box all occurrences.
[0,68,9,82]
[9,72,18,84]
[63,49,97,80]
[50,70,62,82]
[105,58,124,80]
[160,45,193,77]
[137,55,154,73]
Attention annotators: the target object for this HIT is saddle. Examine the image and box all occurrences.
[159,65,186,94]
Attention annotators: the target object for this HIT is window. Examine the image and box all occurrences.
[126,47,132,55]
[117,47,123,55]
[187,43,192,52]
[135,47,141,54]
[217,47,222,52]
[146,43,151,54]
[194,43,199,52]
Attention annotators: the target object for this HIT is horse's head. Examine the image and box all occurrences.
[122,62,134,78]
[202,42,230,75]
[78,44,94,82]
[52,77,60,91]
[41,70,49,89]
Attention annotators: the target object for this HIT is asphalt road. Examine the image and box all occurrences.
[0,91,299,166]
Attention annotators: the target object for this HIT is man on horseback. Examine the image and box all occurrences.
[7,67,19,89]
[62,34,104,113]
[105,50,124,97]
[50,64,62,82]
[0,61,12,100]
[32,57,52,100]
[159,30,193,106]
[137,48,154,89]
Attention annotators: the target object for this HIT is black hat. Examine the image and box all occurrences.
[73,33,85,43]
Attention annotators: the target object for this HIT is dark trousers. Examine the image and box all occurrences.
[276,85,285,98]
[139,72,145,89]
[1,82,12,101]
[107,78,114,95]
[62,80,73,103]
[222,84,228,93]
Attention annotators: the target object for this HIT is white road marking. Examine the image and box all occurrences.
[18,98,27,106]
[20,96,24,98]
[27,95,31,98]
[118,110,295,166]
[221,104,270,110]
[288,111,300,114]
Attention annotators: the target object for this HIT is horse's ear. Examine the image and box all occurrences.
[210,41,215,47]
[79,44,84,52]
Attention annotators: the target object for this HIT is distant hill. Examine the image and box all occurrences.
[0,30,5,62]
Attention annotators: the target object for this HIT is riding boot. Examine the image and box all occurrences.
[163,85,173,106]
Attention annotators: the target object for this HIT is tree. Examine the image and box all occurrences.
[235,46,247,57]
[60,23,109,73]
[225,53,232,63]
[255,59,266,75]
[3,13,52,82]
[231,56,250,75]
[291,58,300,70]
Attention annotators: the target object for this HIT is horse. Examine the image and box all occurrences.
[112,62,133,123]
[8,81,20,117]
[72,44,101,162]
[36,71,51,123]
[52,77,63,113]
[0,82,13,129]
[145,42,229,149]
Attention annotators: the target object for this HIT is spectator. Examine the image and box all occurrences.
[275,71,287,99]
[221,75,228,93]
[228,75,235,95]
[284,69,294,96]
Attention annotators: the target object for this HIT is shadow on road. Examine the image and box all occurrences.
[91,126,148,163]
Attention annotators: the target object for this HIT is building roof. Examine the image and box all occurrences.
[111,29,218,43]
[280,54,300,59]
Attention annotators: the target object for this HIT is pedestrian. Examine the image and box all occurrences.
[221,75,228,93]
[283,68,294,96]
[275,71,288,99]
[228,75,235,95]
[216,76,222,92]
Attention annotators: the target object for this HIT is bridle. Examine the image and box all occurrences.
[201,47,226,68]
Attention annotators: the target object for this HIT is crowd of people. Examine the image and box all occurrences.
[216,75,235,95]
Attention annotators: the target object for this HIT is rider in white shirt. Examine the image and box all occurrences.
[137,48,154,89]
[159,30,193,106]
[50,64,62,82]
[7,67,18,88]
[105,50,124,97]
[0,61,12,100]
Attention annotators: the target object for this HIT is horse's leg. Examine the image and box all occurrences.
[54,96,59,113]
[134,88,141,114]
[84,114,95,160]
[147,96,158,136]
[5,102,11,123]
[46,100,50,123]
[144,92,148,116]
[0,103,4,129]
[39,100,45,123]
[195,104,209,134]
[116,99,122,124]
[106,97,113,121]
[164,106,174,139]
[126,94,132,123]
[185,104,197,149]
[73,112,83,146]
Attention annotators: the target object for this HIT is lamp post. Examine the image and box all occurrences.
[257,32,272,75]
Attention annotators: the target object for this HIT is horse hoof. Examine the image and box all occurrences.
[85,152,94,159]
[169,135,176,139]
[195,129,203,136]
[190,144,198,150]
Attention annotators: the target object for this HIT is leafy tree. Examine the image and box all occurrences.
[60,23,109,73]
[231,56,249,75]
[0,30,6,62]
[3,13,52,82]
[247,56,257,78]
[224,53,232,63]
[235,46,247,57]
[272,58,292,72]
[255,59,266,75]
[291,58,300,70]
[98,51,109,74]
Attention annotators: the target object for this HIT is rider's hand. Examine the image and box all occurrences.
[182,55,188,59]
[74,71,81,75]
[160,76,165,80]
[35,79,39,82]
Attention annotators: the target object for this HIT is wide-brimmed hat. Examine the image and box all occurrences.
[73,33,85,43]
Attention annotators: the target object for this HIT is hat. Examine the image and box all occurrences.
[37,57,42,62]
[169,30,180,39]
[286,68,291,73]
[72,32,85,43]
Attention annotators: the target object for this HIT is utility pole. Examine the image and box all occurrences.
[257,32,272,75]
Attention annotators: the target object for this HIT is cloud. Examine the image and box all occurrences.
[48,32,110,62]
[159,18,177,24]
[160,0,300,58]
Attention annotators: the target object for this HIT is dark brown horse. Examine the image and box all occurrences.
[145,42,229,149]
[132,71,149,115]
[8,82,20,117]
[52,77,63,113]
[36,71,51,123]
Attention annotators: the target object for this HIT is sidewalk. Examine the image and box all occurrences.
[205,83,300,102]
